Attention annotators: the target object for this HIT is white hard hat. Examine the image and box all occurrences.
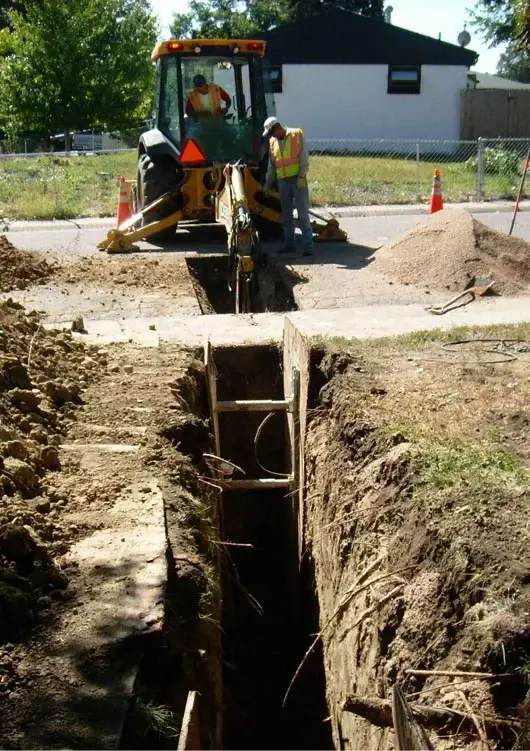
[262,116,280,137]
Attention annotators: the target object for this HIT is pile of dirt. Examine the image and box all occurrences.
[0,299,106,649]
[0,235,56,292]
[58,255,196,297]
[373,208,530,295]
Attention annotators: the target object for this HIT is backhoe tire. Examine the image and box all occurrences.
[137,153,182,244]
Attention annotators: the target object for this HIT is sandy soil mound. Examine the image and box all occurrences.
[58,256,196,297]
[373,209,530,295]
[0,235,56,292]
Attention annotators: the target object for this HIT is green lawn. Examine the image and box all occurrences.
[309,155,521,206]
[0,151,523,220]
[0,152,136,220]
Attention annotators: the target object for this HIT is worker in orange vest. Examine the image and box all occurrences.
[263,117,313,256]
[186,75,231,119]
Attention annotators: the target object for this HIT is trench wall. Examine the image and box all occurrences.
[303,354,412,750]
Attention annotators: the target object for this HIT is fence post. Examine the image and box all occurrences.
[416,142,421,200]
[477,137,485,201]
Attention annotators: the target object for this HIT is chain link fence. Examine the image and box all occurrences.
[0,135,529,220]
[306,137,530,206]
[0,123,150,157]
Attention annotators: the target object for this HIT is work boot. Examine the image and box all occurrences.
[302,246,314,257]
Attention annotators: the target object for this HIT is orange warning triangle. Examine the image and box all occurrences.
[180,138,207,164]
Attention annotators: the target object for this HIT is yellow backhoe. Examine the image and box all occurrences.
[98,38,346,313]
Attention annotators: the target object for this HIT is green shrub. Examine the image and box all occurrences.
[466,147,520,175]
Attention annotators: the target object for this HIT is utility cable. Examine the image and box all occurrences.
[254,411,290,478]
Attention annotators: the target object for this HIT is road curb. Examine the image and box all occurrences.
[331,201,530,218]
[3,201,529,231]
[4,218,115,232]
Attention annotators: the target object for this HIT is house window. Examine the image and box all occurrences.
[264,65,283,94]
[388,65,421,94]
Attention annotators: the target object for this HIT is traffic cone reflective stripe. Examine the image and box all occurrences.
[116,176,132,228]
[429,169,444,214]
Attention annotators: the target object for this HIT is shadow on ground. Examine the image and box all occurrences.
[1,556,168,751]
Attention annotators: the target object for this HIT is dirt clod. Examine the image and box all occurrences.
[38,446,60,471]
[3,458,39,497]
[0,236,55,292]
[0,524,45,571]
[374,208,530,294]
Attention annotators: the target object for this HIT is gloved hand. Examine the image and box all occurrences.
[297,176,307,190]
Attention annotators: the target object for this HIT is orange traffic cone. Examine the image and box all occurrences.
[429,169,444,214]
[116,176,131,227]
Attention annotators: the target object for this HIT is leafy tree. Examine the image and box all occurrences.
[170,0,292,39]
[470,0,515,46]
[290,0,384,19]
[512,0,530,46]
[497,41,530,79]
[470,0,530,47]
[470,1,530,79]
[171,0,384,40]
[0,0,158,144]
[0,1,23,30]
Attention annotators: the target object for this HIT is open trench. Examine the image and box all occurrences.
[212,345,330,750]
[113,260,333,749]
[185,256,298,314]
[118,343,332,749]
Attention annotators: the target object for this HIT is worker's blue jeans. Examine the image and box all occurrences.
[278,177,313,250]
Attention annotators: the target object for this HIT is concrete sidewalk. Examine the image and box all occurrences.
[4,200,529,232]
[47,296,530,348]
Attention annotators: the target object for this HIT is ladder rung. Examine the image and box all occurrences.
[216,399,290,413]
[223,477,292,490]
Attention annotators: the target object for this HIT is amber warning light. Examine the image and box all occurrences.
[168,41,184,51]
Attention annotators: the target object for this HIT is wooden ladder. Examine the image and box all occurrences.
[204,341,300,492]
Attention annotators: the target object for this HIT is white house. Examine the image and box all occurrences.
[261,9,478,144]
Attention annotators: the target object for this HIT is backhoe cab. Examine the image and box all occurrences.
[98,38,346,312]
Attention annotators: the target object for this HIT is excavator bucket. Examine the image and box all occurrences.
[309,209,348,242]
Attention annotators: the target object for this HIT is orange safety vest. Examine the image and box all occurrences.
[269,128,303,180]
[188,84,223,114]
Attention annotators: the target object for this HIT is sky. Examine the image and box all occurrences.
[149,0,506,74]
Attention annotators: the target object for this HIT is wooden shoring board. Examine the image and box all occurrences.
[282,318,310,567]
[204,340,221,458]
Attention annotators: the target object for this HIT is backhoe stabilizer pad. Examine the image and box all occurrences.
[97,230,140,254]
[311,218,348,242]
